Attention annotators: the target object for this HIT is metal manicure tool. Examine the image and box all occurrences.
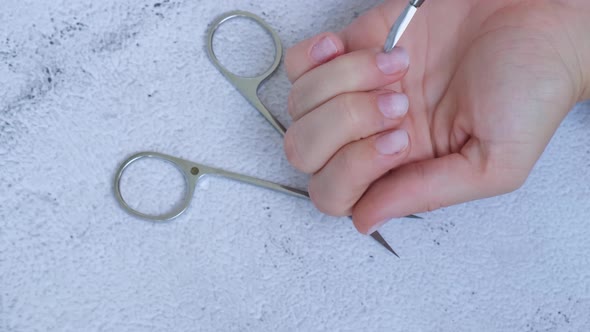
[384,0,426,52]
[114,10,421,257]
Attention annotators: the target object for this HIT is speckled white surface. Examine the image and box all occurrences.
[1,1,590,331]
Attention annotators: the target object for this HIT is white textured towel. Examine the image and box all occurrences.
[1,0,590,330]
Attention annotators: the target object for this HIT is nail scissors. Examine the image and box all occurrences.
[114,10,419,256]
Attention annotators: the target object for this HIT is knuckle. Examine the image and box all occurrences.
[338,94,362,129]
[307,179,329,214]
[336,143,380,198]
[283,127,306,172]
[287,91,297,119]
[284,49,297,81]
[411,163,443,213]
[342,59,362,88]
[288,83,307,120]
[308,177,350,217]
[412,161,428,184]
[335,148,366,204]
[338,147,359,185]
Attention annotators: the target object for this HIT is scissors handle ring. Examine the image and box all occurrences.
[206,10,287,136]
[113,151,197,221]
[206,10,283,85]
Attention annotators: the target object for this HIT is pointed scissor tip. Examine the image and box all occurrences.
[405,214,423,219]
[370,231,400,258]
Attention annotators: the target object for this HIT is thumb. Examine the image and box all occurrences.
[352,139,526,234]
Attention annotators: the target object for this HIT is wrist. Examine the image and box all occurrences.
[562,1,590,101]
[480,0,590,101]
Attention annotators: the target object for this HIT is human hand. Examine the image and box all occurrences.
[284,0,590,234]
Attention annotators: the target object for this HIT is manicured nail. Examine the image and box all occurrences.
[377,93,409,119]
[375,129,408,155]
[367,219,389,235]
[310,37,338,63]
[376,47,409,75]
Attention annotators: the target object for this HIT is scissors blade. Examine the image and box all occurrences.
[348,216,398,256]
[384,2,418,53]
[371,231,400,258]
[405,214,422,219]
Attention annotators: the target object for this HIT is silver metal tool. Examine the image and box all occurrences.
[113,151,403,257]
[114,151,310,221]
[384,0,425,53]
[114,10,420,256]
[206,10,286,135]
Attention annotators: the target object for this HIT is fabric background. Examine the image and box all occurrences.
[1,0,589,331]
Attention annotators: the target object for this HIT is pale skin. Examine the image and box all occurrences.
[283,0,590,234]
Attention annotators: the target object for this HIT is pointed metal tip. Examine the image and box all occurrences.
[405,214,423,219]
[383,3,418,53]
[370,231,400,258]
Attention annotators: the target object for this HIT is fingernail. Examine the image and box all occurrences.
[377,93,409,119]
[310,37,338,63]
[376,47,409,75]
[375,129,409,155]
[367,219,389,235]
